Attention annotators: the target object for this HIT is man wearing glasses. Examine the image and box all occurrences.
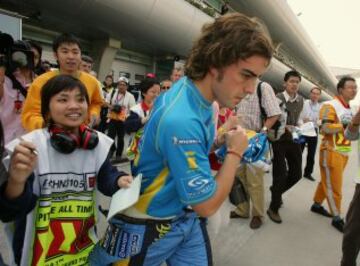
[300,87,322,181]
[160,79,172,92]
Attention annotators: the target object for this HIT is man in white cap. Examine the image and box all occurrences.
[106,76,136,160]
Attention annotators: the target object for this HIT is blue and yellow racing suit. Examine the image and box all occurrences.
[90,77,216,266]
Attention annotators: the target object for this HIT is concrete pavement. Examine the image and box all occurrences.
[211,141,358,266]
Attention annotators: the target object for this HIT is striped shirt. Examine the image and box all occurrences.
[236,81,281,131]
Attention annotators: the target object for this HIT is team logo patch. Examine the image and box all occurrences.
[101,222,145,259]
[118,232,142,259]
[118,231,130,258]
[188,176,210,190]
[155,223,171,241]
[172,136,201,145]
[39,172,96,195]
[181,174,215,200]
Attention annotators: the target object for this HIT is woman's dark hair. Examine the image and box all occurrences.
[28,40,43,73]
[139,77,160,98]
[28,40,42,62]
[103,75,114,87]
[0,121,4,158]
[41,75,89,124]
[28,40,42,55]
[105,75,113,80]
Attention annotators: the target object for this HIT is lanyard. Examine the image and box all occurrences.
[115,92,125,106]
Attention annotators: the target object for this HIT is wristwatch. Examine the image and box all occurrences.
[261,126,268,133]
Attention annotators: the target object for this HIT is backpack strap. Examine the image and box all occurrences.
[256,82,267,125]
[276,92,286,104]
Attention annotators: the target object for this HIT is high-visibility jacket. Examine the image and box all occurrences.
[319,97,352,153]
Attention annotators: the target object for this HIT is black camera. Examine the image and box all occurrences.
[0,31,34,71]
[112,105,123,113]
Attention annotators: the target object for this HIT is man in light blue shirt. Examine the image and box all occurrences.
[300,86,322,181]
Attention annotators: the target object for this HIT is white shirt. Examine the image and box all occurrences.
[299,99,321,127]
[106,90,136,115]
[283,91,300,103]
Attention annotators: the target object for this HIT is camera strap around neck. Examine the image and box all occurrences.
[8,73,28,98]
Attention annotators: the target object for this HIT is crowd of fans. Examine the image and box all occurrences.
[0,12,359,266]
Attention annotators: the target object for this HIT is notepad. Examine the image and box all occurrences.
[107,174,143,221]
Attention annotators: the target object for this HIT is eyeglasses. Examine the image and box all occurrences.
[162,86,170,90]
[311,92,321,96]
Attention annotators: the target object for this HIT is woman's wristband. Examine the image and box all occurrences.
[227,149,242,160]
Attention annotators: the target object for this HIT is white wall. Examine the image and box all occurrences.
[111,60,148,84]
[40,44,57,64]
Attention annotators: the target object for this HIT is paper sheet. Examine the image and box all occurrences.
[299,122,317,137]
[107,174,142,221]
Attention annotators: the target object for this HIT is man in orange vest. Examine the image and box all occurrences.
[310,76,357,233]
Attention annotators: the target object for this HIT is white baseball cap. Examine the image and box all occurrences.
[118,76,129,85]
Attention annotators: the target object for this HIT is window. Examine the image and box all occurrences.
[119,72,130,79]
[135,74,144,81]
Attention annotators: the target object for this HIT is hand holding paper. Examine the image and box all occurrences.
[107,174,142,221]
[298,122,317,137]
